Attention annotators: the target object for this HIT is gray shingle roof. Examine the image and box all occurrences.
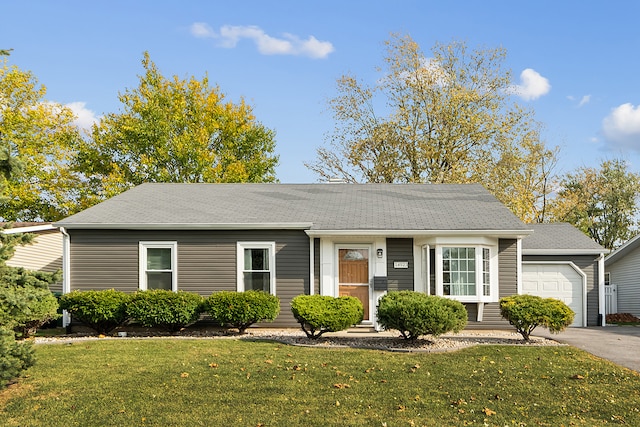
[56,183,530,232]
[522,223,605,254]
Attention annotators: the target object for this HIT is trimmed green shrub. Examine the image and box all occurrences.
[59,289,131,335]
[127,290,204,332]
[376,291,468,340]
[500,294,575,340]
[290,295,364,339]
[0,285,60,339]
[204,290,280,334]
[0,327,35,388]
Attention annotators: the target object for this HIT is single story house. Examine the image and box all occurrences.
[604,233,640,317]
[3,222,64,294]
[521,223,607,327]
[54,183,606,329]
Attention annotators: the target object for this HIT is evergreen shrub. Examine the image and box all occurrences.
[126,290,204,332]
[59,289,131,334]
[376,291,468,340]
[290,295,364,339]
[204,290,280,333]
[500,294,575,340]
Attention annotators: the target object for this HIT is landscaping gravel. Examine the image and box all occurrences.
[34,328,562,352]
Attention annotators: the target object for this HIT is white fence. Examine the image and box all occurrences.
[605,284,618,314]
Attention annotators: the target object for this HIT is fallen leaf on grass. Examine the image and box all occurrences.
[180,372,189,378]
[265,359,273,364]
[571,374,585,380]
[333,383,351,389]
[482,407,496,416]
[209,363,218,368]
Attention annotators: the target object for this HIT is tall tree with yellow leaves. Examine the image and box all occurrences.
[306,34,558,222]
[76,52,279,201]
[0,59,83,221]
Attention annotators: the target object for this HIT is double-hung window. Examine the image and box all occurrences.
[237,242,276,294]
[139,242,177,291]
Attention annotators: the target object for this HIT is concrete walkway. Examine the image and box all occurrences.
[533,326,640,372]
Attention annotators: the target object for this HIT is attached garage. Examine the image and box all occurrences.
[521,223,607,327]
[522,262,586,327]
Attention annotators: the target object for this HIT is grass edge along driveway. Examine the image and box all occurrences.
[1,338,639,426]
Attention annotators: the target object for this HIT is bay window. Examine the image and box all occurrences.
[424,243,496,302]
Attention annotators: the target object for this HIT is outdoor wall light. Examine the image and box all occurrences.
[377,248,383,258]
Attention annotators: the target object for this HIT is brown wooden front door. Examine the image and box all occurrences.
[338,248,370,321]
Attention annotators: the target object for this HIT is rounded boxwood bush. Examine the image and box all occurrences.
[500,294,575,340]
[376,291,468,340]
[59,289,131,335]
[290,295,364,339]
[204,290,280,334]
[126,290,204,332]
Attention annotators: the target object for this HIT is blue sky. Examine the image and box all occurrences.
[3,0,640,183]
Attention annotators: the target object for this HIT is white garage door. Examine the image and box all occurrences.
[522,263,585,327]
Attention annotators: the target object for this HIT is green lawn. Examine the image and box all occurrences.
[1,338,639,426]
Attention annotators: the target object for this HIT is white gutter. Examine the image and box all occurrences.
[524,249,610,256]
[60,227,71,327]
[304,229,533,238]
[53,222,314,230]
[2,224,56,234]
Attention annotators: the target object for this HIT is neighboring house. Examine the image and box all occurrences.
[521,223,607,327]
[3,222,64,293]
[604,233,640,317]
[54,183,605,329]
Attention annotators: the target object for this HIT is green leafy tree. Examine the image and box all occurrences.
[0,59,84,221]
[76,52,279,201]
[549,159,640,250]
[306,34,558,222]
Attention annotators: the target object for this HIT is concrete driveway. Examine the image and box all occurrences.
[534,326,640,372]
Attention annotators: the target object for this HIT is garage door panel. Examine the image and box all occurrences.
[522,264,584,327]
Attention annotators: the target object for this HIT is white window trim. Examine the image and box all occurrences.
[237,242,276,295]
[138,241,178,291]
[431,244,498,303]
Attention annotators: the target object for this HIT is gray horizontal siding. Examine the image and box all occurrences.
[607,247,640,317]
[466,239,517,330]
[68,229,310,327]
[386,238,414,291]
[523,254,601,326]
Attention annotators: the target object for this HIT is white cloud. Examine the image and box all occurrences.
[509,68,551,101]
[190,22,215,38]
[602,103,640,151]
[568,94,591,107]
[578,95,591,107]
[189,23,334,59]
[65,102,98,130]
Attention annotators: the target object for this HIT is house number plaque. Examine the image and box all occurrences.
[393,261,409,269]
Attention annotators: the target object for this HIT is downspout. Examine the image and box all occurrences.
[309,238,314,295]
[60,227,71,327]
[516,239,523,294]
[598,253,606,327]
